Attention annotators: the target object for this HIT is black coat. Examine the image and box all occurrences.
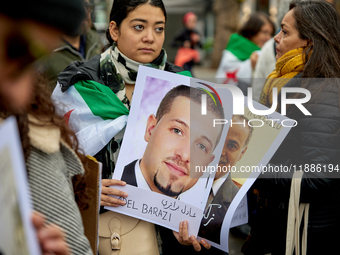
[57,55,183,93]
[246,75,340,254]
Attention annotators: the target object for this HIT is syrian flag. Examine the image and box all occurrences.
[215,33,260,85]
[52,80,129,156]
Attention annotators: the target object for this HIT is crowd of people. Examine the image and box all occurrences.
[1,0,340,254]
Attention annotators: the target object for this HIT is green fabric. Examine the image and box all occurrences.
[226,33,260,61]
[177,70,193,77]
[74,80,129,120]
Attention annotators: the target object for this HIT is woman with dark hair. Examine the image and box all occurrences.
[52,0,210,253]
[0,77,93,255]
[0,0,94,254]
[215,12,275,94]
[238,13,276,48]
[243,1,340,254]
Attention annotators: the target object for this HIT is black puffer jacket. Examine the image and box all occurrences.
[246,76,340,254]
[57,54,183,93]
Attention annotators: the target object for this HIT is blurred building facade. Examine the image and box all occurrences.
[92,0,340,69]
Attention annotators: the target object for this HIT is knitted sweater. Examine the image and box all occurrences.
[26,115,93,255]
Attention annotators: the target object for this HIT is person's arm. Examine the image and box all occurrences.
[100,179,128,207]
[32,211,70,255]
[172,221,211,252]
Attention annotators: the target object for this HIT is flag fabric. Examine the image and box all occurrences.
[52,80,129,156]
[52,70,192,157]
[215,33,261,85]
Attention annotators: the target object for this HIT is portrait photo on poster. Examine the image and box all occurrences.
[196,97,293,252]
[105,67,233,236]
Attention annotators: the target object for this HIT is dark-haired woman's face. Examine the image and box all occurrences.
[251,22,273,48]
[274,9,308,60]
[110,4,165,63]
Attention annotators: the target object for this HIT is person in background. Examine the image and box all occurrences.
[171,12,202,73]
[1,66,94,255]
[41,0,102,92]
[1,72,94,255]
[0,0,88,254]
[215,12,275,96]
[251,0,292,101]
[243,1,340,254]
[52,0,210,252]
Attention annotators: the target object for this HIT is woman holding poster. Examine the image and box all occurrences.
[244,1,340,254]
[52,0,210,253]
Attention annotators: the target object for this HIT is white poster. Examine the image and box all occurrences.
[105,66,292,252]
[0,117,41,255]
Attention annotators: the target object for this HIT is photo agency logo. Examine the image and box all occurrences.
[197,82,223,112]
[198,82,312,128]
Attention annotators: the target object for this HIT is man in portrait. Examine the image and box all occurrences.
[198,115,254,245]
[121,85,225,198]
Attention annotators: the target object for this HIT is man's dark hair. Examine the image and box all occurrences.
[155,85,225,149]
[156,85,224,121]
[106,0,167,45]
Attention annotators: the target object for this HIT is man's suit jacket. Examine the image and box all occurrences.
[121,159,138,187]
[198,174,239,244]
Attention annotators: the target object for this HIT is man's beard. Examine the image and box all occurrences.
[153,171,183,198]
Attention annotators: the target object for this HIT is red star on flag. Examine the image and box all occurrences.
[223,69,238,84]
[63,109,74,126]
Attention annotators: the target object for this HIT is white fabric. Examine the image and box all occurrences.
[215,50,260,86]
[285,170,309,255]
[51,83,128,156]
[211,173,230,196]
[252,38,277,101]
[76,115,128,156]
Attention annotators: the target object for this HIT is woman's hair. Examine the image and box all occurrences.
[0,74,90,210]
[105,0,167,45]
[238,12,275,40]
[290,0,340,78]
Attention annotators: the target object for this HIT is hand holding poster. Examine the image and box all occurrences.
[105,66,292,253]
[105,67,233,236]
